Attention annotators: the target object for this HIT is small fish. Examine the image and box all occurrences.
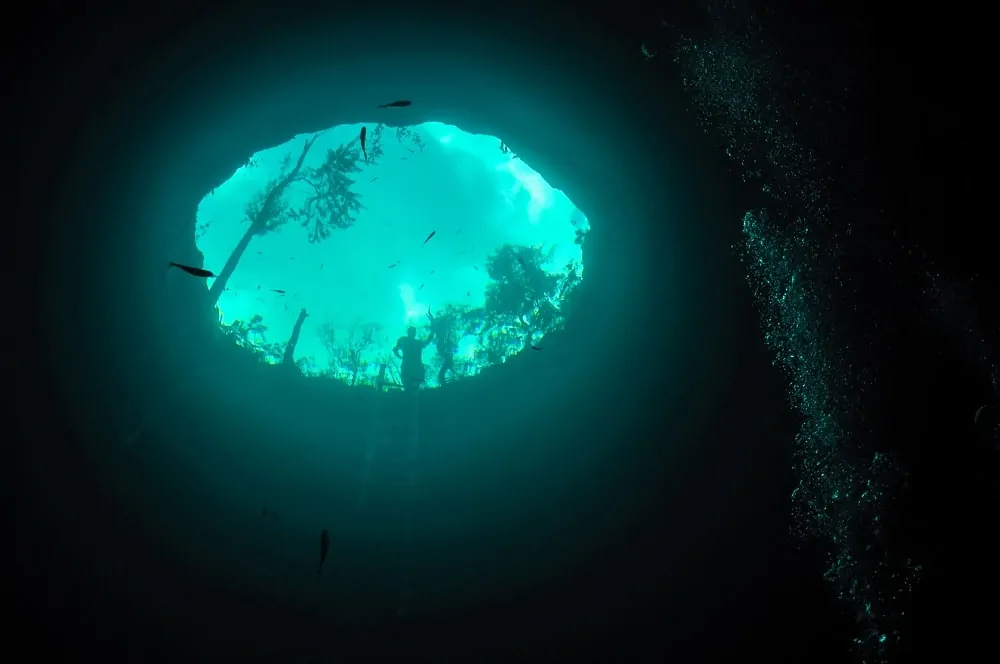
[319,263,324,269]
[271,289,286,294]
[168,262,216,278]
[473,265,478,271]
[466,291,470,296]
[360,126,368,162]
[257,251,263,254]
[369,176,378,183]
[407,148,414,153]
[422,231,436,247]
[455,228,461,235]
[418,284,425,291]
[262,507,282,520]
[388,261,399,268]
[400,157,408,160]
[429,269,435,275]
[318,528,329,575]
[530,345,543,351]
[377,100,412,108]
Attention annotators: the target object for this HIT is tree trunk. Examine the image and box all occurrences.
[283,308,310,366]
[208,134,320,305]
[208,220,259,303]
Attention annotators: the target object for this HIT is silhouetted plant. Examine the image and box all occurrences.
[209,135,321,303]
[485,245,559,323]
[296,356,321,377]
[394,126,426,152]
[317,319,381,386]
[261,342,286,364]
[247,313,268,343]
[294,141,367,243]
[367,124,386,163]
[223,319,253,348]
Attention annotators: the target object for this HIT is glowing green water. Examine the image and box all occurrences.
[195,122,589,388]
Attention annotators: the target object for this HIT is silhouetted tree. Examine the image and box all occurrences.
[247,313,267,343]
[261,341,286,364]
[485,245,557,308]
[221,315,284,363]
[345,321,380,386]
[484,244,560,344]
[394,126,426,152]
[209,135,320,303]
[367,124,387,163]
[296,356,320,377]
[223,318,253,348]
[556,261,584,319]
[318,322,339,367]
[475,325,521,366]
[294,140,367,243]
[282,308,310,367]
[317,319,380,385]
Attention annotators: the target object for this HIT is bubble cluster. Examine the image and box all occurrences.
[665,9,921,663]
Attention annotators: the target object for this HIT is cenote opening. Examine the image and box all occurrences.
[198,122,590,388]
[21,3,869,663]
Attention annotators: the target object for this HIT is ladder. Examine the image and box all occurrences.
[358,376,421,616]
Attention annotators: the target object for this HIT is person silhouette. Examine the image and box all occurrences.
[393,323,434,391]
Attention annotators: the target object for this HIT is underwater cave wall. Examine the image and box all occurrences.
[52,6,717,412]
[41,2,756,555]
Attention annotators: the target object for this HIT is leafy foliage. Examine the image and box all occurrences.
[367,124,387,163]
[296,141,368,243]
[223,318,253,348]
[317,319,382,386]
[296,356,321,377]
[221,314,285,363]
[478,244,574,355]
[247,313,268,343]
[555,260,585,318]
[394,126,426,152]
[484,244,560,320]
[429,304,471,353]
[239,134,370,245]
[245,175,295,236]
[475,324,523,366]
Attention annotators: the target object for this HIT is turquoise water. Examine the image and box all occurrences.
[195,122,589,387]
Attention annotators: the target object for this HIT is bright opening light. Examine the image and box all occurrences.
[194,122,591,389]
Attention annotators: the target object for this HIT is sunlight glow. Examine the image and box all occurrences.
[194,122,591,389]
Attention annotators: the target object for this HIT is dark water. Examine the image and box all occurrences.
[11,1,996,663]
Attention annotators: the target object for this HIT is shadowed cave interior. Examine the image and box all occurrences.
[25,4,841,662]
